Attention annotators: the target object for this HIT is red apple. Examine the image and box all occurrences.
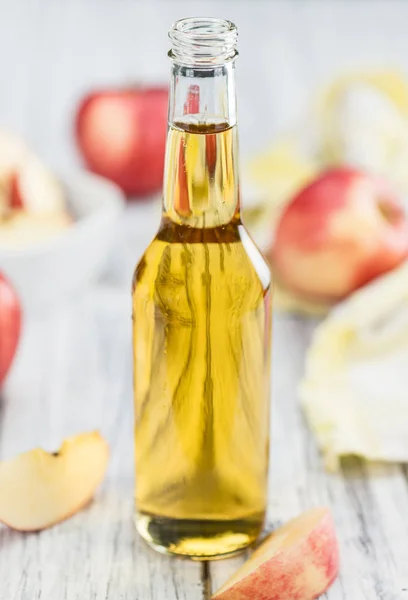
[271,167,408,302]
[212,507,339,600]
[75,86,168,198]
[0,273,21,385]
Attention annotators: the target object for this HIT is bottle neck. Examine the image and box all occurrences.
[162,60,241,229]
[169,60,237,127]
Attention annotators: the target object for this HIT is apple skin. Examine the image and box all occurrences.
[75,86,168,199]
[0,132,66,215]
[9,172,24,209]
[212,508,339,600]
[0,273,21,385]
[270,167,408,303]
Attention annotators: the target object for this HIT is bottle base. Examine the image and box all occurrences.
[135,511,264,560]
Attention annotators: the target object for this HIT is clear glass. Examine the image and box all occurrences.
[132,17,272,559]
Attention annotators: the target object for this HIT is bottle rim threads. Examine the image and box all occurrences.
[169,17,238,67]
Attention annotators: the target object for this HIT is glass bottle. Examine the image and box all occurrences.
[132,17,272,559]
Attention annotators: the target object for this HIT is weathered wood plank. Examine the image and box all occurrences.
[210,315,408,599]
[210,553,249,596]
[3,295,408,599]
[0,483,204,600]
[2,2,408,598]
[0,294,204,600]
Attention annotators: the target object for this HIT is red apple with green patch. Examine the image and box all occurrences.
[75,86,168,198]
[271,167,408,302]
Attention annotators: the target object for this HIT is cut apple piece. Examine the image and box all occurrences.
[0,131,28,178]
[0,211,72,250]
[16,155,66,214]
[0,131,67,217]
[0,132,28,216]
[212,507,339,600]
[0,431,109,532]
[9,172,24,209]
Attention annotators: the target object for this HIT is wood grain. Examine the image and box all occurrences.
[2,1,408,597]
[2,297,408,598]
[0,292,205,600]
[211,316,408,598]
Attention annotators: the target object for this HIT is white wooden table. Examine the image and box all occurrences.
[2,1,408,597]
[1,204,408,599]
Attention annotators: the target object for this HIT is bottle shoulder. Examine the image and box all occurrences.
[235,224,271,293]
[133,223,272,296]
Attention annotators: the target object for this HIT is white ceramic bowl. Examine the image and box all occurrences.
[0,170,125,313]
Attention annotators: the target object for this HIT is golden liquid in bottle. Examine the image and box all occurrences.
[133,121,272,559]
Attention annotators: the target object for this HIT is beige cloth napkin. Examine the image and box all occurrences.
[300,261,408,471]
[242,71,408,468]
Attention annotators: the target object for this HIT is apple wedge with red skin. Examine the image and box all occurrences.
[271,167,408,303]
[9,172,24,209]
[0,432,109,532]
[0,273,21,385]
[75,86,168,198]
[0,131,66,215]
[212,507,339,600]
[9,155,66,214]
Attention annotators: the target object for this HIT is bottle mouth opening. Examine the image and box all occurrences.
[169,17,238,67]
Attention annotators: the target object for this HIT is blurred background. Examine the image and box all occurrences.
[3,0,408,166]
[2,4,408,596]
[2,0,408,464]
[3,4,408,597]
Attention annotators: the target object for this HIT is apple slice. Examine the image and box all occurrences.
[0,431,109,532]
[212,507,339,600]
[0,131,28,178]
[0,211,72,250]
[9,172,24,209]
[0,132,29,216]
[12,155,66,214]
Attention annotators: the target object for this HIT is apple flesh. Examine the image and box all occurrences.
[271,167,408,302]
[75,86,168,198]
[0,211,73,251]
[11,155,66,214]
[0,431,109,531]
[0,131,67,217]
[0,273,21,385]
[0,133,27,216]
[212,507,339,600]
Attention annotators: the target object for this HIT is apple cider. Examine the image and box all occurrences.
[132,18,272,559]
